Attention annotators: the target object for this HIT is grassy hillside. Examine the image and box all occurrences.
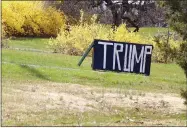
[2,49,186,93]
[2,27,186,126]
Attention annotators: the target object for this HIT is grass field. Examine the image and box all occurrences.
[2,49,186,93]
[7,37,52,52]
[2,27,187,126]
[130,27,169,37]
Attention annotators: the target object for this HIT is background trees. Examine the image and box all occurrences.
[55,0,166,31]
[161,0,187,104]
[90,0,165,31]
[162,0,187,79]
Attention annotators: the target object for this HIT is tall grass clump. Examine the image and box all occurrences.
[49,10,152,55]
[2,1,66,37]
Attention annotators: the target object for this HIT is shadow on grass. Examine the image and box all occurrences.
[19,64,50,81]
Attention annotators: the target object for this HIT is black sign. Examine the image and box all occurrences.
[92,39,153,76]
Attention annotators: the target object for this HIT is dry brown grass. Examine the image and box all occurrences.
[2,80,187,126]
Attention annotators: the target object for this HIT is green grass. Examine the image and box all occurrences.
[2,48,186,94]
[7,37,52,52]
[2,34,186,126]
[2,34,186,93]
[136,27,168,37]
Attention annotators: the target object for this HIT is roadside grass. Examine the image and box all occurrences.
[2,49,186,94]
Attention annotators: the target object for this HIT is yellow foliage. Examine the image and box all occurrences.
[49,11,153,55]
[2,1,66,37]
[113,24,154,44]
[49,22,152,55]
[49,11,180,63]
[49,23,112,55]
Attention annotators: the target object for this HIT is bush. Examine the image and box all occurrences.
[152,32,182,63]
[49,10,182,64]
[49,23,153,55]
[2,1,66,37]
[177,42,187,78]
[49,11,152,55]
[178,43,187,106]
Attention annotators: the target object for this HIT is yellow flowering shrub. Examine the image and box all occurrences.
[49,23,112,55]
[49,11,153,55]
[49,11,181,63]
[2,1,66,37]
[49,23,152,55]
[113,24,154,44]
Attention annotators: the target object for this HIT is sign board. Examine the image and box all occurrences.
[92,39,153,76]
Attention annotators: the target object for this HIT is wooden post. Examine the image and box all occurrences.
[78,41,95,66]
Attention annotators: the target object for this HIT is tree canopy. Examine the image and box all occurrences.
[162,0,187,78]
[58,0,166,31]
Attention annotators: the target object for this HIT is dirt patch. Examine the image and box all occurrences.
[3,82,186,113]
[2,81,186,126]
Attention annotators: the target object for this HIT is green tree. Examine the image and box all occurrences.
[162,0,187,104]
